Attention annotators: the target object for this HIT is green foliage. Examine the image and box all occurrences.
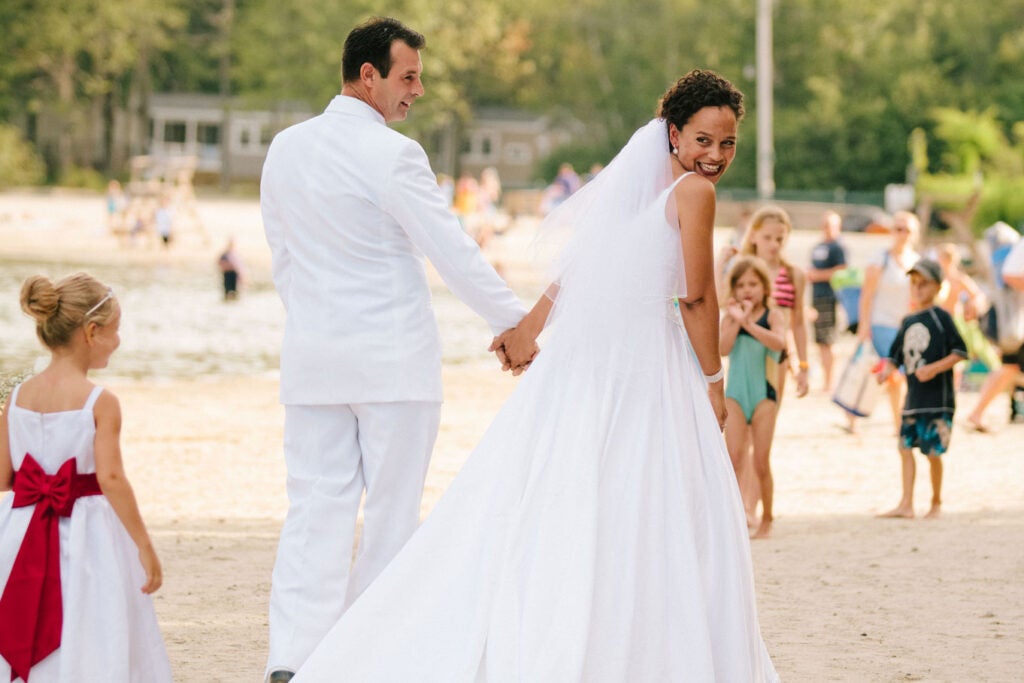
[931,108,1003,175]
[1,0,186,176]
[152,0,222,93]
[916,106,1024,233]
[976,178,1024,233]
[57,164,108,190]
[232,0,373,110]
[0,124,46,187]
[2,0,1024,196]
[915,173,976,203]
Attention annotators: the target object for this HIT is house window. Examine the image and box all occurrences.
[197,123,220,145]
[462,131,499,162]
[240,128,251,146]
[163,122,187,144]
[477,132,498,161]
[260,125,274,146]
[503,142,532,165]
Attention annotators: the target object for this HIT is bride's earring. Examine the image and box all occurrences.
[672,146,678,154]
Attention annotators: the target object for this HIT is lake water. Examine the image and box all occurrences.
[1,258,508,381]
[1,209,892,384]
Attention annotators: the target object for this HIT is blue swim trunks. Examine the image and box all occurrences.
[900,412,953,456]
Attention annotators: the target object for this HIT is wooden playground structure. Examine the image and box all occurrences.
[107,155,210,248]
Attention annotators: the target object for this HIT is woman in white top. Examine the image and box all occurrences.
[852,211,921,431]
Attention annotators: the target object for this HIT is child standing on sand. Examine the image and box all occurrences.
[720,256,787,538]
[735,205,809,527]
[876,259,967,519]
[0,273,172,682]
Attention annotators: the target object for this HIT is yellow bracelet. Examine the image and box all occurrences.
[798,360,809,370]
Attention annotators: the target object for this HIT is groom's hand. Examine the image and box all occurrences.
[490,328,539,374]
[508,348,535,376]
[490,336,510,369]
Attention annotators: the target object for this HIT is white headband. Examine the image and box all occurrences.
[84,288,115,317]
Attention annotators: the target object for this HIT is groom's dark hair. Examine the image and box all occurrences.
[342,17,426,83]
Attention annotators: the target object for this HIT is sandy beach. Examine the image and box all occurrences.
[2,190,1022,681]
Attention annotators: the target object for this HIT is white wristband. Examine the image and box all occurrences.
[704,367,725,384]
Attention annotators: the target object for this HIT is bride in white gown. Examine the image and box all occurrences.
[294,70,779,682]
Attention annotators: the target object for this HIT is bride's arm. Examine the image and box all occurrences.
[675,176,722,373]
[489,284,559,373]
[673,175,727,428]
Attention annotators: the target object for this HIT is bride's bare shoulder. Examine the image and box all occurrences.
[672,172,716,198]
[671,173,716,219]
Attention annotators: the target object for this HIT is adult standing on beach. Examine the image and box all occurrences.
[259,17,528,682]
[850,210,920,432]
[807,210,848,392]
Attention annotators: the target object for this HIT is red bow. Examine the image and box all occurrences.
[0,455,101,682]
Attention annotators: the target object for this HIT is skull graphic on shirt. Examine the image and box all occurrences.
[903,322,930,375]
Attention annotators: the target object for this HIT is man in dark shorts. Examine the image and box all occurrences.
[807,210,847,391]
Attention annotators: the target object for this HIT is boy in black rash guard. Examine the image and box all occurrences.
[876,258,967,519]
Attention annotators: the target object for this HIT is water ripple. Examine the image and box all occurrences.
[1,259,500,380]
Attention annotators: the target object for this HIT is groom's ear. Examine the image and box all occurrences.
[360,62,377,85]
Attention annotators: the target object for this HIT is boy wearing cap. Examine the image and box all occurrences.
[876,258,967,519]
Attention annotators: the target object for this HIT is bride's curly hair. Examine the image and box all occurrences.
[657,70,744,149]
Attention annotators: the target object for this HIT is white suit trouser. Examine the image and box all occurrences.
[266,401,441,675]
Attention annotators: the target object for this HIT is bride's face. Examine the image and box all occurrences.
[669,106,738,184]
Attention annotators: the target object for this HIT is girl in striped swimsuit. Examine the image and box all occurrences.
[741,206,809,397]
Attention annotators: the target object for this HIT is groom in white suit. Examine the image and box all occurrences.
[260,17,529,681]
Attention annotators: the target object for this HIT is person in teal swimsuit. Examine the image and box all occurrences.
[720,256,787,539]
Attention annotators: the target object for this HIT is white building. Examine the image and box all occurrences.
[147,93,312,180]
[146,95,579,186]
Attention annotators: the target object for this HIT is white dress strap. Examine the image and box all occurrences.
[671,170,695,189]
[8,382,23,407]
[83,385,105,412]
[660,170,693,200]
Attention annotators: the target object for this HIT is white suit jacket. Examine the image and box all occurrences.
[261,96,527,404]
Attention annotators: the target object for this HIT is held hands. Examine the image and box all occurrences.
[489,326,539,376]
[138,544,163,594]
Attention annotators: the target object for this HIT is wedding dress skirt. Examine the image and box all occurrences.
[295,123,778,682]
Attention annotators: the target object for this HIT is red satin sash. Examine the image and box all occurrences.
[0,455,102,682]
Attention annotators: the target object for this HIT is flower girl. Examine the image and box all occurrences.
[0,273,172,682]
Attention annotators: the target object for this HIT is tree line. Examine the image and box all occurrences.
[1,0,1022,227]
